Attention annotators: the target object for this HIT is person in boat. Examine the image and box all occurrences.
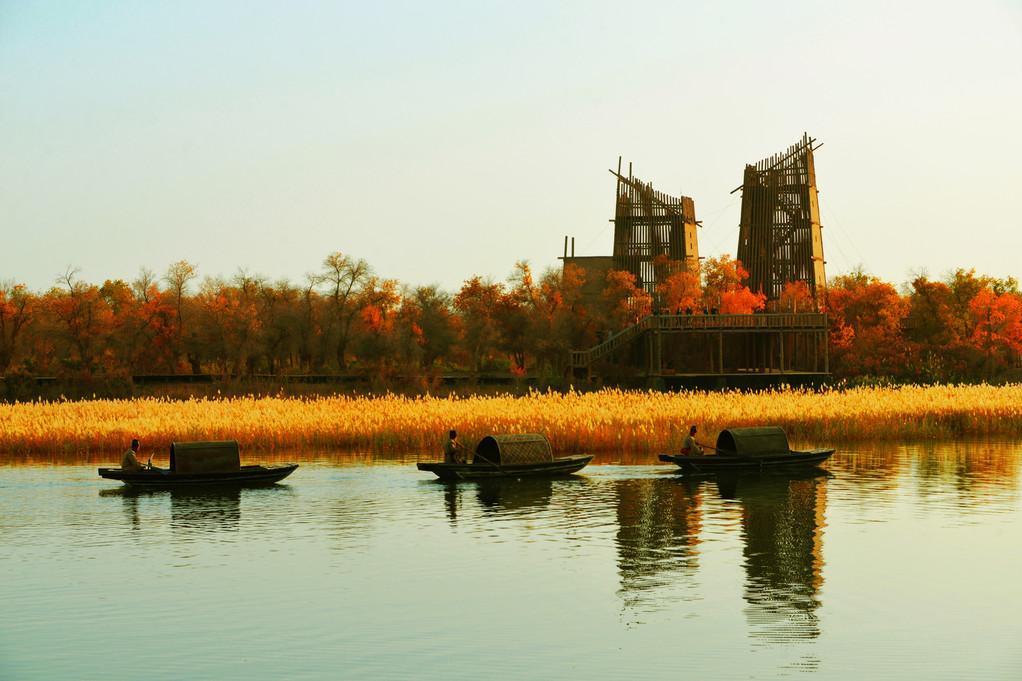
[121,438,166,472]
[121,439,146,471]
[682,426,704,456]
[444,430,466,464]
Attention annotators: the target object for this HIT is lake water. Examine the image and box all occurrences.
[1,442,1020,680]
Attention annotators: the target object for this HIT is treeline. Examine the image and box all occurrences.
[0,251,1020,388]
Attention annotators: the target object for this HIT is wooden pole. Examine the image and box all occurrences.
[779,331,785,373]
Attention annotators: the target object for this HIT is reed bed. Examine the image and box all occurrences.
[2,385,1022,456]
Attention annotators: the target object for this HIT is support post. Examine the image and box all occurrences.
[655,330,662,374]
[823,330,830,374]
[718,332,724,374]
[779,332,785,374]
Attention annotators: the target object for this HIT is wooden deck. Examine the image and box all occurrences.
[570,313,829,379]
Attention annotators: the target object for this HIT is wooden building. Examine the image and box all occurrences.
[737,133,827,308]
[610,160,699,295]
[562,159,698,307]
[564,139,830,387]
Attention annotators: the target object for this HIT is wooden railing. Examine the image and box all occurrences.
[570,313,828,368]
[654,312,827,331]
[569,315,656,367]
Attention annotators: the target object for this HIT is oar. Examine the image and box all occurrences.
[697,441,739,455]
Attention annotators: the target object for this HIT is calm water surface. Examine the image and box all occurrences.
[2,442,1020,680]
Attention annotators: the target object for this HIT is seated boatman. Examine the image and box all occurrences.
[682,425,705,456]
[121,438,146,471]
[444,430,466,464]
[121,438,165,472]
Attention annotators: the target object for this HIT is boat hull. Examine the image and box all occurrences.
[417,455,592,480]
[658,449,834,473]
[98,464,299,487]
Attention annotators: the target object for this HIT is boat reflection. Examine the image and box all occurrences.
[169,487,243,534]
[99,485,292,534]
[610,467,830,642]
[719,469,829,644]
[432,476,594,524]
[475,478,554,513]
[613,476,703,610]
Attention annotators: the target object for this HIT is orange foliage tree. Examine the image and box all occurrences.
[602,270,652,330]
[47,269,116,375]
[0,283,33,373]
[968,287,1022,375]
[352,278,402,377]
[825,270,909,378]
[454,276,505,375]
[777,281,814,313]
[702,255,766,314]
[506,262,595,377]
[9,250,1022,386]
[652,254,702,314]
[398,286,458,371]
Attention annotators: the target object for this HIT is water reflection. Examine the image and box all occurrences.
[170,487,242,534]
[98,486,148,531]
[721,470,829,645]
[4,444,1021,680]
[430,477,580,524]
[98,486,297,535]
[613,476,702,610]
[607,467,831,644]
[475,478,554,514]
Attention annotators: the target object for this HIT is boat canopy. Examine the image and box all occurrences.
[170,440,241,473]
[474,434,553,465]
[715,427,790,456]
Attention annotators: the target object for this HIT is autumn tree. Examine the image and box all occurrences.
[825,269,909,378]
[968,287,1022,377]
[602,270,652,330]
[398,285,458,372]
[99,279,141,372]
[296,274,324,371]
[193,275,262,376]
[658,270,702,314]
[256,279,302,375]
[499,262,537,373]
[48,268,115,374]
[351,278,402,378]
[0,282,33,374]
[533,264,595,376]
[164,260,198,372]
[902,277,962,379]
[776,281,814,313]
[454,276,505,375]
[319,251,371,370]
[649,254,702,314]
[702,255,766,314]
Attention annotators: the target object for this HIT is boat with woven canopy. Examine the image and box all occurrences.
[99,440,298,487]
[417,433,592,480]
[658,426,833,473]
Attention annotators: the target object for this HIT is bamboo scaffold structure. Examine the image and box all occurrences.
[735,133,827,308]
[611,159,700,297]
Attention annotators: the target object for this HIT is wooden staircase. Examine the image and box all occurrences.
[569,315,655,369]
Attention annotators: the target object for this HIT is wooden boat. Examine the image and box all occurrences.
[417,433,592,480]
[658,427,834,474]
[99,440,298,487]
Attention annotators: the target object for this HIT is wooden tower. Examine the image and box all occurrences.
[611,160,699,296]
[736,133,826,308]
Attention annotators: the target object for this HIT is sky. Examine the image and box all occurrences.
[2,0,1021,293]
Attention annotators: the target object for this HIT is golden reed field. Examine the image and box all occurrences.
[2,384,1022,457]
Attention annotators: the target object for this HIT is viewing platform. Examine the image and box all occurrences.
[570,313,829,383]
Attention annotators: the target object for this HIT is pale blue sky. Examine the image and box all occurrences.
[2,0,1020,292]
